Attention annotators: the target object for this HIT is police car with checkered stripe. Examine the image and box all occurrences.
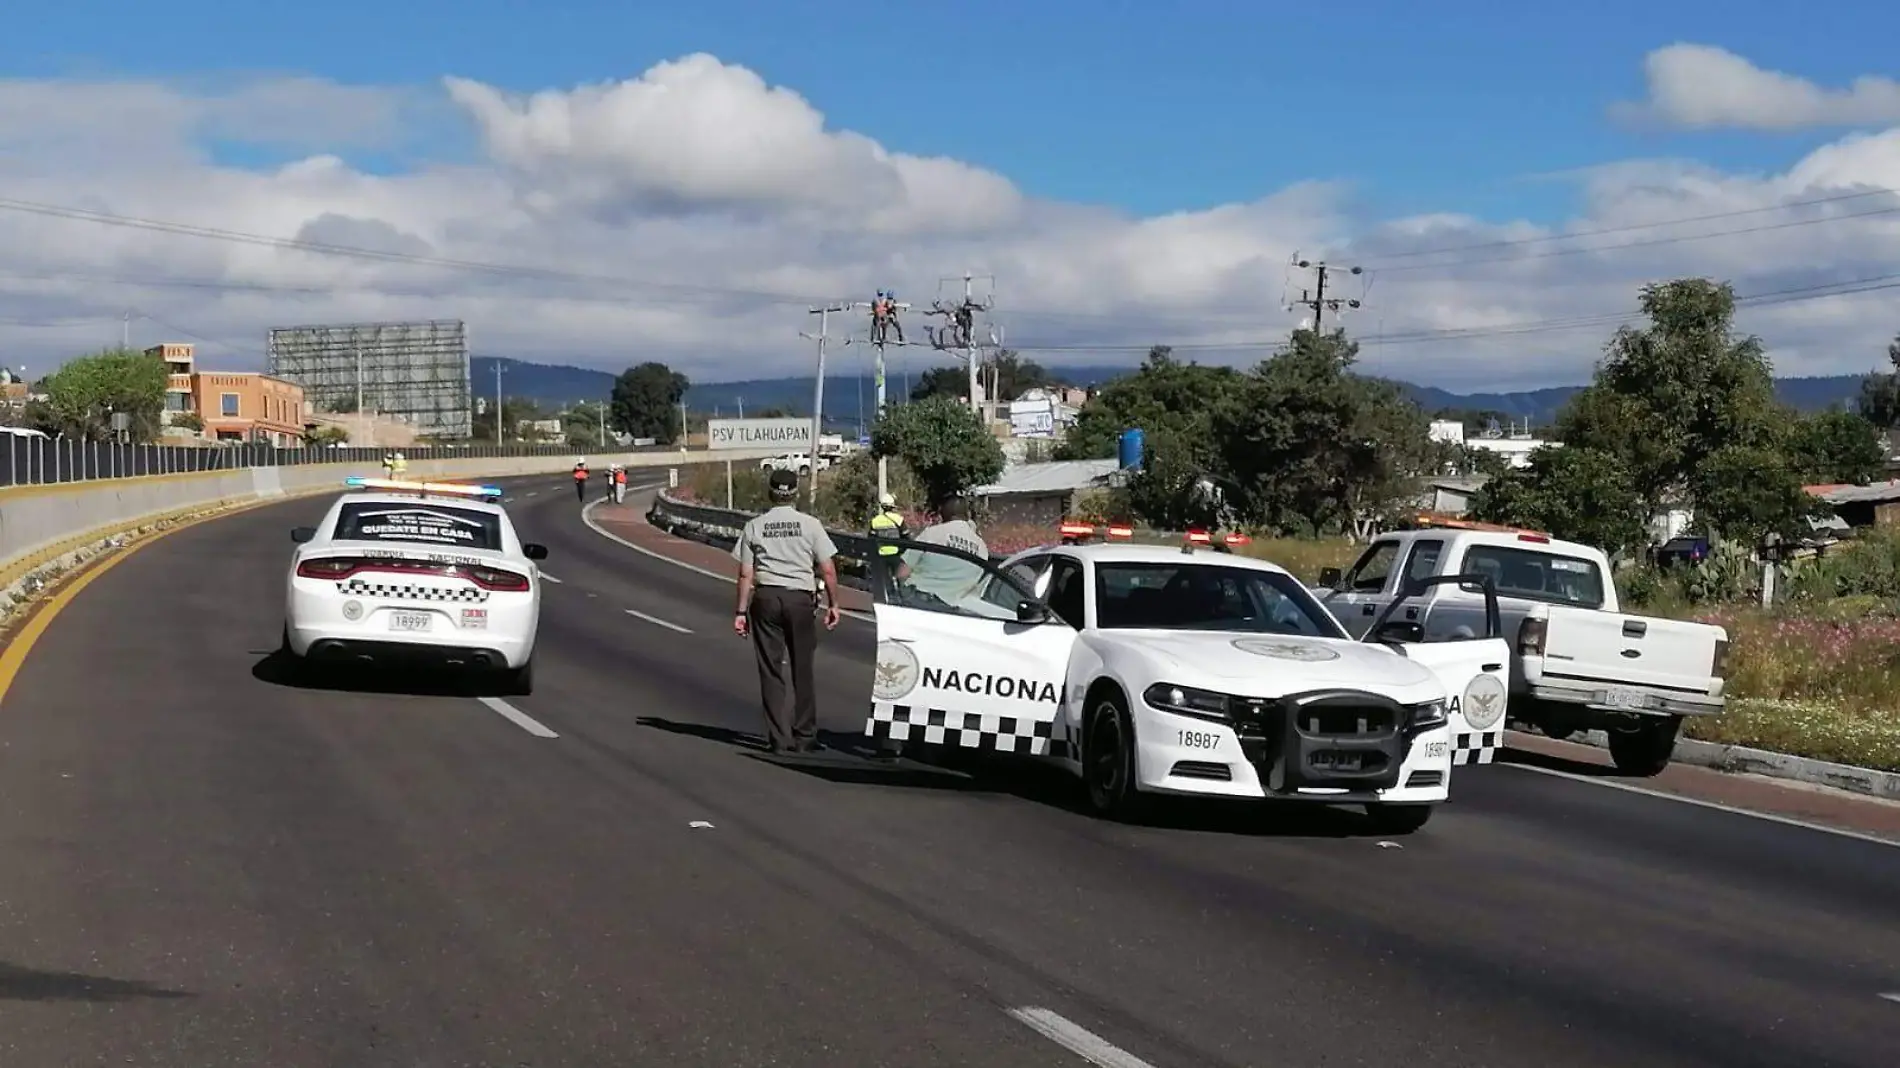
[863,524,1509,834]
[280,478,548,694]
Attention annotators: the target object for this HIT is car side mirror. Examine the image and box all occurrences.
[1318,566,1342,589]
[290,526,316,543]
[523,543,549,560]
[1373,620,1423,644]
[1016,599,1051,624]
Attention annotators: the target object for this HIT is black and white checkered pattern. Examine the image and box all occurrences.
[1452,730,1502,765]
[864,701,1057,755]
[338,578,489,604]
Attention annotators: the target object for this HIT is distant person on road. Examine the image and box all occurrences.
[868,492,906,558]
[572,461,589,502]
[732,468,842,755]
[612,465,627,503]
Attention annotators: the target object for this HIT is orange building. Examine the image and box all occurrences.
[146,343,308,446]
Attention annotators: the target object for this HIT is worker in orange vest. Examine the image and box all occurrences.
[572,460,589,502]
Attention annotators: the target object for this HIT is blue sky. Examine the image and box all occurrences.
[6,0,1889,225]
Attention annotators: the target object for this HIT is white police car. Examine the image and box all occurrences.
[281,478,547,694]
[862,527,1509,834]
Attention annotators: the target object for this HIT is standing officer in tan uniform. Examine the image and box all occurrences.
[732,468,843,754]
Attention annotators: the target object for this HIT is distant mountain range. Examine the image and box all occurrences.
[472,357,1873,432]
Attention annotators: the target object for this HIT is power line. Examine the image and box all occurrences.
[1355,185,1900,265]
[1289,257,1362,332]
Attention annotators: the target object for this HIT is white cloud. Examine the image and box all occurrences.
[1617,43,1900,131]
[2,49,1900,397]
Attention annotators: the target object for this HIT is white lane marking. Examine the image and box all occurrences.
[539,573,564,584]
[689,820,714,829]
[1878,992,1900,1004]
[525,491,539,497]
[625,608,693,633]
[1007,1008,1157,1068]
[477,697,558,738]
[1501,762,1900,850]
[580,497,876,625]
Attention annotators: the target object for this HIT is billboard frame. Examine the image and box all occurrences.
[267,319,472,439]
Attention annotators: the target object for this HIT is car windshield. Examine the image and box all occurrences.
[1094,561,1346,637]
[334,501,504,551]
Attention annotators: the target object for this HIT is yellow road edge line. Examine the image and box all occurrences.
[0,485,344,707]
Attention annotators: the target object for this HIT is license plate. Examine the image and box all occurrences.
[388,611,432,632]
[1600,687,1647,710]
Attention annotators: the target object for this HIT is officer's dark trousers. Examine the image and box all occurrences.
[749,586,819,751]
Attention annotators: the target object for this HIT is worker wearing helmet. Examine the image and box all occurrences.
[868,492,906,558]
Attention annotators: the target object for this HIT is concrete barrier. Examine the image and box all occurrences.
[0,449,778,597]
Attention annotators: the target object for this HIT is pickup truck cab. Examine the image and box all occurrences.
[1312,520,1729,776]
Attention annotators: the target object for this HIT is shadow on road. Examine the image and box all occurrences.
[0,961,193,1003]
[250,650,503,698]
[635,715,1388,839]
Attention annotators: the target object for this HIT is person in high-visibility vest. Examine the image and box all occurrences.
[612,465,627,503]
[573,461,589,502]
[868,493,906,557]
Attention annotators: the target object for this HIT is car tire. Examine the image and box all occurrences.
[1607,715,1681,777]
[278,623,308,683]
[500,657,534,697]
[1082,694,1145,821]
[1364,803,1433,835]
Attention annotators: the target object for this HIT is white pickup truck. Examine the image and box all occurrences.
[1312,522,1729,776]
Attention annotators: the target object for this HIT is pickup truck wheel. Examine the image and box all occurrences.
[1607,715,1681,777]
[1365,803,1433,835]
[1083,696,1145,821]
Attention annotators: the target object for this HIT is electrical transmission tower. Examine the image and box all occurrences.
[922,272,994,416]
[1290,257,1363,332]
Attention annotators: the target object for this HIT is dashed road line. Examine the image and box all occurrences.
[1007,1008,1157,1068]
[477,696,558,738]
[1879,992,1900,1004]
[625,608,693,634]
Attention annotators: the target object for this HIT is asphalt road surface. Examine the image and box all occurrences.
[1,473,1896,1067]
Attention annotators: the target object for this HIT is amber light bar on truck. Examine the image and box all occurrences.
[344,476,504,499]
[1411,513,1551,543]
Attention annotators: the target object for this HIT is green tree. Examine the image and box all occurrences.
[1688,445,1829,546]
[1855,334,1900,429]
[1212,329,1439,535]
[909,350,1059,404]
[869,395,1005,510]
[1556,279,1781,522]
[611,362,691,442]
[1785,408,1885,485]
[1468,447,1650,555]
[1056,346,1244,461]
[40,347,167,442]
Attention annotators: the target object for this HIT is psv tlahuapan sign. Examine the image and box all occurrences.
[706,418,813,452]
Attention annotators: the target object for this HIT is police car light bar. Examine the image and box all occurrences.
[1058,522,1095,538]
[1185,529,1212,544]
[345,476,503,498]
[1105,524,1134,539]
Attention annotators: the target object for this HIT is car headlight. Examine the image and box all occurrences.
[1142,683,1230,722]
[1407,700,1449,731]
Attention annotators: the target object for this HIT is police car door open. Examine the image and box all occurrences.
[1366,574,1511,767]
[865,543,1076,756]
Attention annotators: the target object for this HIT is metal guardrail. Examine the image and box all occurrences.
[646,491,1011,566]
[0,438,676,489]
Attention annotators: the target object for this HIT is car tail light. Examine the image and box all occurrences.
[1223,532,1251,546]
[1711,638,1729,679]
[296,557,357,580]
[1517,532,1550,543]
[465,565,531,592]
[1185,529,1212,544]
[1516,616,1547,656]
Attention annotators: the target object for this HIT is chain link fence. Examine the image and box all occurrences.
[0,437,673,488]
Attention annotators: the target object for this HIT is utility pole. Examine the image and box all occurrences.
[1292,258,1363,332]
[848,294,912,501]
[961,273,980,417]
[122,310,129,349]
[801,302,850,506]
[494,361,505,442]
[597,399,606,447]
[678,398,688,450]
